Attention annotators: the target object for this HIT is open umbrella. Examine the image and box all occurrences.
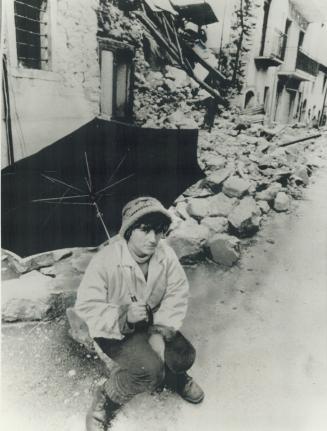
[2,118,203,257]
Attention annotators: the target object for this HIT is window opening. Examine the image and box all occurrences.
[14,0,49,69]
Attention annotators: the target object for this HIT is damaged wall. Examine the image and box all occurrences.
[2,0,100,166]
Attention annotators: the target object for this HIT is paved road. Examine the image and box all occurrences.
[2,142,327,431]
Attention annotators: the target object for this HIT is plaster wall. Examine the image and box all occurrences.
[2,0,100,167]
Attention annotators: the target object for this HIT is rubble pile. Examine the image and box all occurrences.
[167,117,326,266]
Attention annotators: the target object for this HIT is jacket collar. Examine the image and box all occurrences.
[118,236,166,268]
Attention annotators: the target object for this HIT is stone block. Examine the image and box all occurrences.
[187,198,212,220]
[222,176,251,198]
[255,182,282,202]
[228,197,261,237]
[203,168,234,193]
[167,220,209,263]
[207,193,238,217]
[201,217,228,234]
[2,271,64,322]
[273,192,290,212]
[208,234,240,266]
[202,153,226,171]
[257,200,270,214]
[293,165,309,186]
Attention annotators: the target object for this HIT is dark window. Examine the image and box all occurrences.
[14,0,49,69]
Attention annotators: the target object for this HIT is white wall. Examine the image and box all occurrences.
[2,0,100,167]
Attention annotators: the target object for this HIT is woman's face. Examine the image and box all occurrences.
[128,224,164,257]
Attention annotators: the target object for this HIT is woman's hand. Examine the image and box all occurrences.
[127,302,147,324]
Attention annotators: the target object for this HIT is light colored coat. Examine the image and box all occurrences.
[75,236,189,340]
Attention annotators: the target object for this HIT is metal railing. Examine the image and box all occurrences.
[296,49,319,76]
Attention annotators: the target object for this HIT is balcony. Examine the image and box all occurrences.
[255,29,287,68]
[278,48,319,82]
[296,49,319,76]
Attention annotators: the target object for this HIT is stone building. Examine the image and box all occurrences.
[1,0,138,168]
[208,0,327,126]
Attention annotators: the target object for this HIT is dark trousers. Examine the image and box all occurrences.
[94,330,195,405]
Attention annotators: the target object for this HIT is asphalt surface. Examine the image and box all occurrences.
[2,141,327,431]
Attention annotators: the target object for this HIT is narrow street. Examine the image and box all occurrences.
[2,144,327,431]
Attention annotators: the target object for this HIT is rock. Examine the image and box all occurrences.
[228,197,261,237]
[273,192,290,212]
[167,111,198,129]
[174,201,191,220]
[203,167,234,193]
[53,249,73,262]
[246,136,258,145]
[183,180,213,198]
[201,217,228,234]
[187,198,211,220]
[207,193,238,217]
[2,271,64,322]
[293,165,309,186]
[165,66,188,87]
[71,252,94,273]
[202,153,226,171]
[222,176,251,198]
[257,200,270,214]
[208,234,240,266]
[255,182,282,202]
[166,220,209,263]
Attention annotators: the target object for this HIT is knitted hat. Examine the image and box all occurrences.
[119,197,172,237]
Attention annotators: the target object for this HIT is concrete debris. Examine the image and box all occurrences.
[273,192,290,212]
[208,234,240,267]
[186,198,212,220]
[166,219,209,263]
[257,200,271,214]
[201,217,228,234]
[203,167,234,193]
[255,182,282,202]
[228,196,262,237]
[2,271,63,322]
[293,165,309,186]
[207,193,238,217]
[222,176,251,198]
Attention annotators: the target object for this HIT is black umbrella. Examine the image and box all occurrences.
[2,118,203,257]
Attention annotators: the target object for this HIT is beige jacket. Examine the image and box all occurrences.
[74,236,189,340]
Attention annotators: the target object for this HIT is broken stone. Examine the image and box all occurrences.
[228,197,261,237]
[203,167,233,193]
[166,219,209,263]
[273,192,290,212]
[174,201,191,220]
[222,176,251,198]
[71,252,94,273]
[293,165,309,186]
[208,234,240,267]
[257,200,270,214]
[183,180,213,198]
[53,249,73,262]
[202,154,226,172]
[255,182,282,202]
[2,271,64,322]
[201,217,228,234]
[186,198,211,221]
[207,193,238,217]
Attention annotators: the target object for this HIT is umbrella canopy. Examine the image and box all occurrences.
[2,118,203,257]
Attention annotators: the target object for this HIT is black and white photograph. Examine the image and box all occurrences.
[1,0,327,430]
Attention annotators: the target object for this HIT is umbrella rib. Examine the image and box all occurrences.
[84,176,91,192]
[96,173,135,195]
[41,202,94,206]
[32,194,89,203]
[84,152,92,191]
[102,154,127,192]
[41,174,85,193]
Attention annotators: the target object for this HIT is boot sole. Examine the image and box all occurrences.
[181,392,205,404]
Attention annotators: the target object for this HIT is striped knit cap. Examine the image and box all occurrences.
[119,197,172,237]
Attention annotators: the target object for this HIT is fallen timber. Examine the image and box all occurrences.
[279,133,322,148]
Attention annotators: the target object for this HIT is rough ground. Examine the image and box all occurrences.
[2,141,327,431]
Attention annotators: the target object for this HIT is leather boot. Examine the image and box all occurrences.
[86,383,121,431]
[176,373,204,404]
[167,371,204,404]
